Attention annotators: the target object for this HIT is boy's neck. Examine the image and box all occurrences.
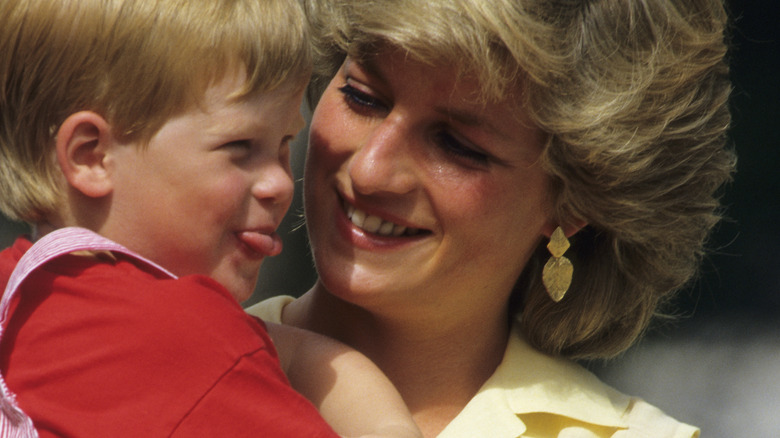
[32,222,57,241]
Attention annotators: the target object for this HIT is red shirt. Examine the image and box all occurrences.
[0,237,338,437]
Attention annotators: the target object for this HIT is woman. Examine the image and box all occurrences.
[248,0,734,436]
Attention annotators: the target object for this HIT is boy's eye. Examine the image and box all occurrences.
[221,140,253,160]
[338,82,388,114]
[434,131,490,166]
[222,140,254,153]
[225,140,252,149]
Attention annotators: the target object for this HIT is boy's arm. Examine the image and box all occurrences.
[266,322,422,438]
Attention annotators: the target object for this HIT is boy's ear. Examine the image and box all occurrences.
[55,111,115,198]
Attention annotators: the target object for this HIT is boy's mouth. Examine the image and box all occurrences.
[237,230,283,257]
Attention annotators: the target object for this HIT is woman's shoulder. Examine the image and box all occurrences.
[438,326,699,438]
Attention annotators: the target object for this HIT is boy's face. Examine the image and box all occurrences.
[104,71,305,302]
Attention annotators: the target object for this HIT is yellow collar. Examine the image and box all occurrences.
[438,324,629,437]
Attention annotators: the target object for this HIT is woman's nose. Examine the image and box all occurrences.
[348,116,417,196]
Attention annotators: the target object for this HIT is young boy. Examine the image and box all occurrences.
[0,1,419,437]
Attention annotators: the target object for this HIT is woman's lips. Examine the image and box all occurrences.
[343,200,425,237]
[237,231,283,257]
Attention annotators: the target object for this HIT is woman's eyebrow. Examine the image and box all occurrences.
[345,55,389,86]
[435,106,511,143]
[436,105,546,164]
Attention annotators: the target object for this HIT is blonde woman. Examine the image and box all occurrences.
[248,0,734,436]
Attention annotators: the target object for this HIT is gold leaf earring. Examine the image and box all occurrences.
[542,227,573,302]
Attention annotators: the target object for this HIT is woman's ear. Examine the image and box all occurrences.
[55,111,115,198]
[542,219,587,239]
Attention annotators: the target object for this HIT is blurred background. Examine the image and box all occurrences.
[1,0,777,436]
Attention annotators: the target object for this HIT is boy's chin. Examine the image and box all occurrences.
[224,284,254,303]
[222,275,260,303]
[212,263,262,303]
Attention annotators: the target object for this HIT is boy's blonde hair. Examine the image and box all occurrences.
[0,0,311,223]
[304,0,735,359]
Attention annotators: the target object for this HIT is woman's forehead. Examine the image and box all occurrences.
[351,44,521,105]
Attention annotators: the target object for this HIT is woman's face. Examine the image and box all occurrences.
[305,48,553,322]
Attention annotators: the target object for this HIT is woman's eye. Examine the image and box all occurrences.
[338,83,387,114]
[435,131,489,165]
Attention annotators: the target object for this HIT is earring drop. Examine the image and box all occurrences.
[542,227,573,302]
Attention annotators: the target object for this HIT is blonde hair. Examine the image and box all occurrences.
[304,0,735,359]
[0,0,310,223]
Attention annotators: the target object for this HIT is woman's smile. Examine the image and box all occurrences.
[343,197,427,237]
[333,192,433,253]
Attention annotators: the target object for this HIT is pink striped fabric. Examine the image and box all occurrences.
[0,227,178,437]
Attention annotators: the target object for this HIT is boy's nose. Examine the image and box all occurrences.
[252,162,294,210]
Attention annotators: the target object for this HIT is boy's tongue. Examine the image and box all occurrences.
[238,231,283,257]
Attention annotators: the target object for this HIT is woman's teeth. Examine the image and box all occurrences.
[345,204,419,237]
